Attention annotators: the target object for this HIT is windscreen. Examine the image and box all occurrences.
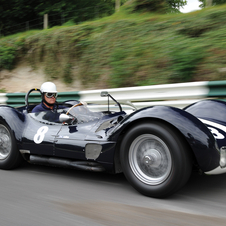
[67,105,104,124]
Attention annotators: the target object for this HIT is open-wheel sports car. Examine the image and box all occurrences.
[0,88,226,198]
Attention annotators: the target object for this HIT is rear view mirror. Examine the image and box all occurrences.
[101,91,109,97]
[100,91,122,112]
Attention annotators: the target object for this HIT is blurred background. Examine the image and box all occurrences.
[1,1,226,226]
[1,0,226,93]
[180,0,201,12]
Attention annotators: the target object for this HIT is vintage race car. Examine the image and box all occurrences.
[0,88,226,198]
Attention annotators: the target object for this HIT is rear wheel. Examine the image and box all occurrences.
[120,122,192,198]
[0,123,22,169]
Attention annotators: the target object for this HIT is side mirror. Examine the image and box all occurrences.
[59,114,74,123]
[101,91,108,97]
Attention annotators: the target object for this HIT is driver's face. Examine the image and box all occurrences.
[44,95,56,105]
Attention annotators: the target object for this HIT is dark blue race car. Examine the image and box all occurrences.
[0,88,226,198]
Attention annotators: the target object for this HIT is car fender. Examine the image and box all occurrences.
[184,99,226,150]
[109,105,219,172]
[0,106,26,144]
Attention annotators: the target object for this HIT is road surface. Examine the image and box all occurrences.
[0,163,226,226]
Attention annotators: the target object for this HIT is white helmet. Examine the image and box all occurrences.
[40,82,57,93]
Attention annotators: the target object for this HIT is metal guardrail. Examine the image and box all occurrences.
[5,92,80,107]
[79,81,210,109]
[208,80,226,97]
[2,80,226,109]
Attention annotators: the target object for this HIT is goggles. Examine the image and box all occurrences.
[45,92,58,98]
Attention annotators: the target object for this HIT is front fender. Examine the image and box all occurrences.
[109,106,219,172]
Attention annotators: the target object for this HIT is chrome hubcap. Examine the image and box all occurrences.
[129,134,172,185]
[143,149,162,167]
[0,125,11,160]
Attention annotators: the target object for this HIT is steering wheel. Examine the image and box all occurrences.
[25,88,42,111]
[66,102,83,115]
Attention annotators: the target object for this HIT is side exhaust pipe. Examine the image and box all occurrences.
[29,155,105,172]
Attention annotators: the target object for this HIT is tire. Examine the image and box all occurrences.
[120,122,192,198]
[0,123,23,169]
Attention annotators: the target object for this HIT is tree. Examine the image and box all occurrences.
[0,0,39,36]
[0,0,127,36]
[199,0,226,8]
[167,0,187,9]
[132,0,187,13]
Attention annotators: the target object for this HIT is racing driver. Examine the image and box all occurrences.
[32,82,59,113]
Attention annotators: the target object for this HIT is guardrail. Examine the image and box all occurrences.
[80,81,209,109]
[2,80,226,109]
[5,92,80,106]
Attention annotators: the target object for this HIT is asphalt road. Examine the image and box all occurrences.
[1,163,226,226]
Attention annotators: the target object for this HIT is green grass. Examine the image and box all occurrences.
[1,3,226,89]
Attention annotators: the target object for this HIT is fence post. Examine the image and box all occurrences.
[206,0,213,7]
[115,0,120,12]
[44,14,48,29]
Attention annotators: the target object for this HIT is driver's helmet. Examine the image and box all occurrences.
[40,82,58,99]
[41,82,57,93]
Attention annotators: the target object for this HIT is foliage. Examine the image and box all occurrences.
[129,0,187,13]
[0,0,41,36]
[0,0,128,36]
[0,38,25,70]
[1,3,226,89]
[199,0,226,8]
[168,40,205,82]
[0,46,16,70]
[62,63,73,84]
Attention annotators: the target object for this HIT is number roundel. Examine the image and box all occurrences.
[34,126,49,144]
[208,127,224,140]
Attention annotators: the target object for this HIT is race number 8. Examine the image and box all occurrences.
[34,126,49,144]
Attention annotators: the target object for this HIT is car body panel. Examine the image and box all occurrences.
[108,105,220,172]
[0,99,223,173]
[22,114,57,156]
[184,99,226,151]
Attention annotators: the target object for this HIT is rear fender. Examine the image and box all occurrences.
[110,105,219,172]
[185,99,226,150]
[0,106,26,143]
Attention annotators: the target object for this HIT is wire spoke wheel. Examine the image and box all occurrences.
[120,122,192,198]
[0,123,23,169]
[129,134,172,185]
[0,125,12,160]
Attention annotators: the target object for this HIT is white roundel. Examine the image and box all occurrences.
[208,127,224,140]
[34,126,49,144]
[199,118,225,140]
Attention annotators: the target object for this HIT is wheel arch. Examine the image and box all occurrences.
[0,106,26,145]
[113,117,196,174]
[112,105,220,173]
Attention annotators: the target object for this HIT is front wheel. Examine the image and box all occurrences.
[0,123,23,169]
[120,122,192,198]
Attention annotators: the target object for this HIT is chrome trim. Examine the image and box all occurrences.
[205,166,226,175]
